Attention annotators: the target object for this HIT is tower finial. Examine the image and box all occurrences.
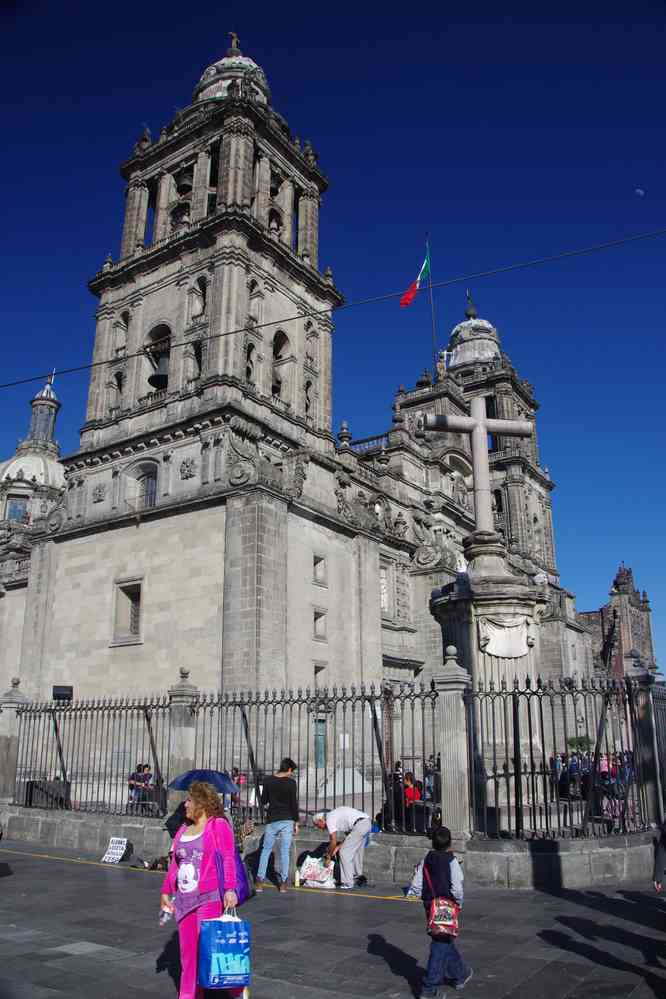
[228,31,241,54]
[49,369,56,386]
[465,288,477,319]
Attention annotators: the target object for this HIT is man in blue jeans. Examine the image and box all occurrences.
[255,758,299,893]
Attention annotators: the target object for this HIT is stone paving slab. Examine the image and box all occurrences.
[1,840,666,998]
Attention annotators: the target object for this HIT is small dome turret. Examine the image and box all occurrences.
[446,293,501,368]
[194,34,270,105]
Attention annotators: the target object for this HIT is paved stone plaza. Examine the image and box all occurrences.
[0,840,665,999]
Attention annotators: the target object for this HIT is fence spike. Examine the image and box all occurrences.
[525,675,532,690]
[513,676,519,691]
[536,675,543,690]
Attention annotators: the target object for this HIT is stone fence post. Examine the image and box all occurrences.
[0,678,28,803]
[167,667,200,813]
[433,646,472,844]
[637,675,664,826]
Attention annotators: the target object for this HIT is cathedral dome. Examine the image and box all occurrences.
[447,296,501,369]
[193,36,270,105]
[0,452,65,489]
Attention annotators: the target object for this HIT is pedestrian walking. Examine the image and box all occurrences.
[419,825,473,997]
[159,781,241,999]
[255,757,300,893]
[654,820,666,894]
[313,806,371,889]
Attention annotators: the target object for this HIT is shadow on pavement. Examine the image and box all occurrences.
[556,914,666,968]
[537,886,666,936]
[539,927,666,999]
[155,930,181,994]
[0,863,12,879]
[367,933,423,998]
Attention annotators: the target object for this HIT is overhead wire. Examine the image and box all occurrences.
[1,224,665,393]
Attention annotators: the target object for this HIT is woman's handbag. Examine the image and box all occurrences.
[199,911,251,989]
[422,864,460,937]
[213,818,255,906]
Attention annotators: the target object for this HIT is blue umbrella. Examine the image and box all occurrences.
[168,769,240,795]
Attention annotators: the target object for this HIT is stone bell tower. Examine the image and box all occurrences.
[35,36,343,697]
[81,34,342,457]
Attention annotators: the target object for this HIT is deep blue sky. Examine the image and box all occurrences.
[1,2,664,663]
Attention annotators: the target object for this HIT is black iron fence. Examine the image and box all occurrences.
[12,682,440,832]
[12,674,655,839]
[14,696,171,816]
[189,683,440,831]
[467,676,649,839]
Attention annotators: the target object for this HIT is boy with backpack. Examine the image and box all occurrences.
[419,826,473,997]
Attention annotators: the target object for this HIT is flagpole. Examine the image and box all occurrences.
[426,233,438,373]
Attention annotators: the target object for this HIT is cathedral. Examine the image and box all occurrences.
[0,39,656,700]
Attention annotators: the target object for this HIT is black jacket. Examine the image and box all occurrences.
[421,849,455,905]
[261,774,299,823]
[654,840,666,882]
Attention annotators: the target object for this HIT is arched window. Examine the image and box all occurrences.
[190,276,207,320]
[268,208,282,237]
[6,495,29,523]
[146,324,171,392]
[247,279,264,327]
[493,490,504,514]
[245,343,256,383]
[271,331,292,404]
[114,311,130,356]
[304,380,313,419]
[273,331,290,361]
[137,467,157,510]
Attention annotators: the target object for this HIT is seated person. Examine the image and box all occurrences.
[128,763,144,803]
[404,771,421,806]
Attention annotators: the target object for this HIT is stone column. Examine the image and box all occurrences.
[433,647,471,843]
[120,180,142,258]
[256,154,271,226]
[0,678,28,803]
[221,491,289,691]
[638,676,664,825]
[319,319,333,433]
[279,178,294,247]
[191,147,211,221]
[298,187,319,268]
[154,172,172,240]
[167,667,200,812]
[217,118,254,210]
[133,182,149,251]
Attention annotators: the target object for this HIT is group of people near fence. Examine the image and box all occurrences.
[549,749,635,798]
[159,754,473,999]
[379,756,442,833]
[127,763,153,804]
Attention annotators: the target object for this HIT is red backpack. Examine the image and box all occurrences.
[423,862,460,937]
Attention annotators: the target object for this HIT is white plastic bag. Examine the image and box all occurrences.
[299,854,336,889]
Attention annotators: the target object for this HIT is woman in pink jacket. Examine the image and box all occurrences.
[160,781,239,999]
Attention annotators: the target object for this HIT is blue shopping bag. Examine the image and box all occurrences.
[198,914,251,989]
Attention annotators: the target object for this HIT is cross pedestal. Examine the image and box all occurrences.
[421,397,548,688]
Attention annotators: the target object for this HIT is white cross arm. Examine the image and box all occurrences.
[423,414,533,438]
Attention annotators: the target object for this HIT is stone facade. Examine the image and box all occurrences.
[578,563,656,678]
[0,40,657,700]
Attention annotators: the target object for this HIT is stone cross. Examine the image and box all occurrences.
[422,397,533,534]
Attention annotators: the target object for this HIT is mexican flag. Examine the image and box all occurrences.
[400,250,431,307]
